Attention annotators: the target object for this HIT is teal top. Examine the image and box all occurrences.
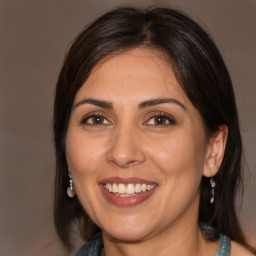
[74,233,231,256]
[216,234,231,256]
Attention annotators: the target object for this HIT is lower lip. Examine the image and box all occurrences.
[99,185,157,207]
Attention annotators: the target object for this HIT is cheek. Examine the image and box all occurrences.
[66,130,106,175]
[66,130,106,212]
[148,130,205,180]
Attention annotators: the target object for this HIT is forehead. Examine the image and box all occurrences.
[74,48,188,104]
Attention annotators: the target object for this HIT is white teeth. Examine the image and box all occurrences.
[118,184,126,194]
[126,184,135,194]
[142,184,147,192]
[106,183,112,192]
[112,183,118,193]
[104,183,156,195]
[135,183,142,193]
[147,184,155,190]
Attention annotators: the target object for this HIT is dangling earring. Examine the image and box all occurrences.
[210,178,216,204]
[67,169,75,198]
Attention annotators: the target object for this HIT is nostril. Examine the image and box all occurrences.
[106,129,146,167]
[108,158,140,168]
[106,150,146,168]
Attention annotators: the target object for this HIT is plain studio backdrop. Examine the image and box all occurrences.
[0,0,255,255]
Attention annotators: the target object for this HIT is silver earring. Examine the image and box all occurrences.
[67,169,75,198]
[210,178,216,204]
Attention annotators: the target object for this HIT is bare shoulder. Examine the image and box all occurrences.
[231,241,255,256]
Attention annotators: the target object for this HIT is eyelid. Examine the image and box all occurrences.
[143,111,176,126]
[81,111,112,125]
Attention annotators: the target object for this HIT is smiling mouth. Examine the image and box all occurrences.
[99,177,158,207]
[103,183,156,197]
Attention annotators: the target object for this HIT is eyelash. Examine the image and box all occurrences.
[81,113,111,126]
[144,113,176,127]
[80,112,176,127]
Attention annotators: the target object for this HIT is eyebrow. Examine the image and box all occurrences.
[74,97,186,111]
[74,98,113,109]
[139,98,187,111]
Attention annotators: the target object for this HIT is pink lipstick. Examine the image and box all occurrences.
[99,177,158,207]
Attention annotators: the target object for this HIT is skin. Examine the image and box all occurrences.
[66,48,231,256]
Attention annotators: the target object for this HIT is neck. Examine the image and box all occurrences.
[101,194,219,256]
[102,215,218,256]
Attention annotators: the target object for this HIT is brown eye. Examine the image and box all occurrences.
[146,114,175,126]
[154,116,168,125]
[91,116,104,124]
[82,115,110,125]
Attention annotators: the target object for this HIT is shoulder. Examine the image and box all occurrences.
[231,241,255,256]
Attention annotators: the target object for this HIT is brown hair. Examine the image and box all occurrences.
[53,7,255,252]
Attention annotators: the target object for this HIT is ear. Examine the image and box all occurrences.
[203,125,228,178]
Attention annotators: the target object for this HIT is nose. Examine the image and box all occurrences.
[106,125,146,168]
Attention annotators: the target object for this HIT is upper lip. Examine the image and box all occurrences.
[99,176,157,185]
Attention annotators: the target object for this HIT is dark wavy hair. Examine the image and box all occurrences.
[53,6,254,252]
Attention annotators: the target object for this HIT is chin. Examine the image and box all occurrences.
[104,230,150,243]
[101,219,154,242]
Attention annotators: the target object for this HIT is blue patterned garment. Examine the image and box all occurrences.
[74,233,103,256]
[216,234,231,256]
[74,233,231,256]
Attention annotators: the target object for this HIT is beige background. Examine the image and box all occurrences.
[0,0,255,255]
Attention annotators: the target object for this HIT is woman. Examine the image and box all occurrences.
[53,7,255,256]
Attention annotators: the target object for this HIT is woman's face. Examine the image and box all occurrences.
[66,48,211,242]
